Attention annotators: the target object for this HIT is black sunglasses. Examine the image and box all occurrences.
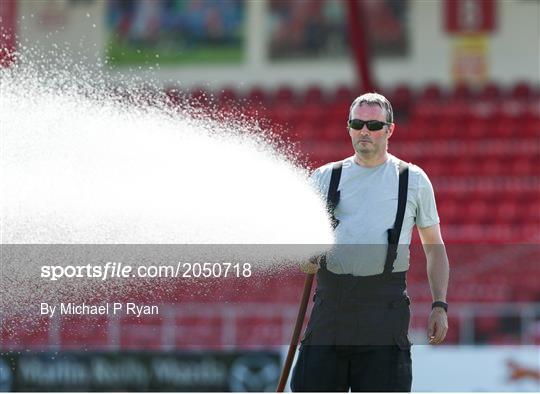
[348,119,392,131]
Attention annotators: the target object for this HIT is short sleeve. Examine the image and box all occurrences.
[309,165,331,198]
[415,168,440,228]
[309,167,322,188]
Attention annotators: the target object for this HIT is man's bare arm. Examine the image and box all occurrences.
[418,224,449,344]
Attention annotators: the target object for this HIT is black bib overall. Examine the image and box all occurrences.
[291,161,413,392]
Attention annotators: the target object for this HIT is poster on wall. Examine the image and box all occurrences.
[445,0,496,33]
[451,34,488,85]
[268,0,409,60]
[106,0,245,66]
[445,0,496,86]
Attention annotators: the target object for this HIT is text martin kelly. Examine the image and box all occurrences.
[40,302,159,318]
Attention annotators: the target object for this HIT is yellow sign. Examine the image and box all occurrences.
[452,35,489,85]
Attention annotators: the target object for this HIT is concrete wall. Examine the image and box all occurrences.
[15,0,540,91]
[17,0,105,66]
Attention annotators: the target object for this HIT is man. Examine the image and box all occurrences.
[291,93,449,392]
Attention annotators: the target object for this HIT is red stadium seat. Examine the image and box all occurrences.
[478,82,501,101]
[59,316,110,349]
[524,118,540,138]
[1,318,51,349]
[439,200,461,225]
[494,201,519,224]
[462,200,490,225]
[491,117,515,138]
[419,83,443,102]
[510,158,534,176]
[389,84,413,118]
[274,85,296,104]
[120,318,164,350]
[247,86,268,106]
[525,203,540,224]
[439,99,471,121]
[236,316,285,347]
[320,124,343,142]
[406,118,431,139]
[303,85,325,105]
[478,157,505,176]
[333,85,354,105]
[451,83,473,101]
[464,117,490,139]
[451,159,472,176]
[175,315,224,348]
[527,99,540,118]
[434,119,457,139]
[511,81,532,100]
[293,120,314,142]
[218,86,237,104]
[187,87,213,110]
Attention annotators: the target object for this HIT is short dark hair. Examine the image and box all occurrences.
[348,92,394,123]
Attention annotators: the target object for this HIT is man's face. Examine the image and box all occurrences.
[349,104,394,159]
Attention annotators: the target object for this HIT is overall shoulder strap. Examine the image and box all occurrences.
[383,160,409,276]
[326,161,343,229]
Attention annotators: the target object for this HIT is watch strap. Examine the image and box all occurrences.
[432,301,448,312]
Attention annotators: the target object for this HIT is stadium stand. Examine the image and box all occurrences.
[2,83,538,351]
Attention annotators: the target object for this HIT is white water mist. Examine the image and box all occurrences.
[0,53,334,317]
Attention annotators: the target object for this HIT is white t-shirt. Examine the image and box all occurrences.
[311,154,439,276]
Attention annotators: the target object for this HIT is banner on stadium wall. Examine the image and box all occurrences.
[412,346,540,392]
[451,34,488,85]
[445,0,496,33]
[106,1,245,66]
[0,351,281,392]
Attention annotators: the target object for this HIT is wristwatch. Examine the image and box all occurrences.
[431,301,448,313]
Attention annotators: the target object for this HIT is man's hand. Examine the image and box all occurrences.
[428,307,448,344]
[300,256,320,274]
